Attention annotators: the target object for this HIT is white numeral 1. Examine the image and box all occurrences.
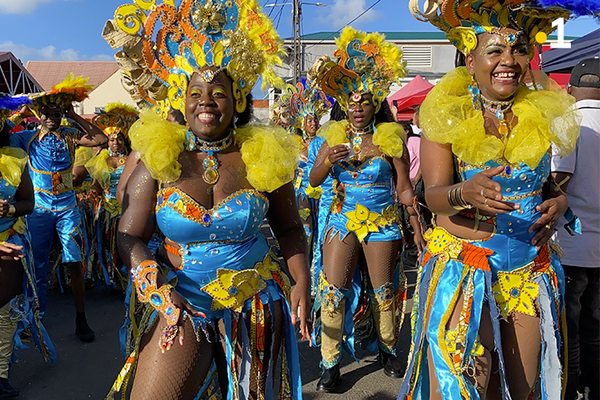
[551,18,571,49]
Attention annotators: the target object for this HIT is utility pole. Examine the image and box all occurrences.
[292,0,302,84]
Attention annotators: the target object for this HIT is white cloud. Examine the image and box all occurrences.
[0,0,73,14]
[0,41,112,63]
[317,0,382,28]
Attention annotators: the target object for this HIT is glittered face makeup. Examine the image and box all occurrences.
[468,29,529,101]
[347,92,375,129]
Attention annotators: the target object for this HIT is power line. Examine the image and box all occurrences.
[304,0,383,50]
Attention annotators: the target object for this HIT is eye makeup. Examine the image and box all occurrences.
[189,88,202,97]
[212,88,228,97]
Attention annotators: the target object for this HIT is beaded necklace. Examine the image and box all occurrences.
[481,95,514,138]
[107,148,127,165]
[185,130,234,185]
[345,122,374,160]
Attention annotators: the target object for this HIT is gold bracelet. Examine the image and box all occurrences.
[448,185,471,210]
[324,157,334,168]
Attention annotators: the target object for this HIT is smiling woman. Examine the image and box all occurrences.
[103,1,310,399]
[399,1,592,399]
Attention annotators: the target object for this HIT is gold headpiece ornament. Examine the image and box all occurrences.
[278,79,332,131]
[103,0,286,118]
[29,73,93,115]
[92,102,139,138]
[308,26,406,112]
[409,0,575,55]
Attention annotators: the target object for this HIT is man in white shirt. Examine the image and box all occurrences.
[552,57,600,400]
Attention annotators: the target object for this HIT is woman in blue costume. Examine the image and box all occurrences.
[104,0,311,399]
[280,80,332,261]
[309,27,425,391]
[86,103,137,289]
[399,1,586,399]
[0,94,55,398]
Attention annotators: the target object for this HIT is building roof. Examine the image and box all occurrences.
[25,61,119,91]
[0,52,44,95]
[290,31,578,42]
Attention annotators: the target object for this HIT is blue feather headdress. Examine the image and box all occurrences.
[0,93,31,130]
[538,0,600,18]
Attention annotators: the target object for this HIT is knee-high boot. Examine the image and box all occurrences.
[0,301,19,398]
[371,282,402,378]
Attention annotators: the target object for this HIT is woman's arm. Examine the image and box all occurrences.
[266,182,312,342]
[9,167,34,217]
[392,153,425,254]
[72,165,88,188]
[421,136,517,215]
[309,142,349,187]
[65,105,108,147]
[117,150,141,205]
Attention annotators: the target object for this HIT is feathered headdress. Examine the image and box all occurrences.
[92,102,139,138]
[409,0,598,55]
[103,0,286,118]
[0,93,31,131]
[308,27,406,112]
[278,78,333,131]
[29,73,93,114]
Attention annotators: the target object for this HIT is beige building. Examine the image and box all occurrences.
[26,61,137,118]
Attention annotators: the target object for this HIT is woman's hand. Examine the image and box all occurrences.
[165,289,206,349]
[412,220,426,257]
[290,278,312,344]
[461,166,519,213]
[529,196,568,251]
[0,199,10,218]
[18,105,34,118]
[327,144,350,165]
[0,243,24,260]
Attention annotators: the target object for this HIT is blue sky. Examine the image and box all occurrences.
[0,0,597,64]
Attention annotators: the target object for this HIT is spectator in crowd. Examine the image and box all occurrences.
[551,57,600,400]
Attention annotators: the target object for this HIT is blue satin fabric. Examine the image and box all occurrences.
[154,187,302,399]
[399,153,565,400]
[10,128,84,314]
[106,166,124,200]
[0,171,56,364]
[327,156,401,242]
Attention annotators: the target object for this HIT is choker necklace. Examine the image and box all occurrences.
[346,123,374,159]
[303,132,315,143]
[481,95,514,137]
[108,148,127,165]
[186,130,234,185]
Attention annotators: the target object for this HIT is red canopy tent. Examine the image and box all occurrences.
[387,75,434,121]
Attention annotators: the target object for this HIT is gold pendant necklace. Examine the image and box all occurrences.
[186,130,234,185]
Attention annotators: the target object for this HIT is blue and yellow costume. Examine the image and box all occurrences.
[73,146,97,282]
[0,95,55,385]
[398,1,584,397]
[85,102,137,288]
[308,27,410,374]
[103,0,304,397]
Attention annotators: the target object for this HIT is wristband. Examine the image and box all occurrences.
[324,157,334,168]
[132,260,180,327]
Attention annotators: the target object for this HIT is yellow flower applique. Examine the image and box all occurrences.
[306,185,323,199]
[344,203,381,242]
[200,269,266,312]
[298,208,311,221]
[492,267,539,318]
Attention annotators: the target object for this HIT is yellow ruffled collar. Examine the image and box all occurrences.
[129,111,300,193]
[85,149,119,190]
[318,120,406,158]
[0,147,27,188]
[420,67,580,168]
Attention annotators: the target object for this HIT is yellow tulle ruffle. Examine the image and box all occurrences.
[0,147,27,188]
[129,110,186,183]
[420,67,580,168]
[319,120,405,158]
[85,149,113,190]
[130,111,299,192]
[74,146,96,168]
[236,125,301,193]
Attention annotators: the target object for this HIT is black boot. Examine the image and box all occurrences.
[379,350,402,378]
[0,377,19,398]
[316,364,341,392]
[75,312,95,342]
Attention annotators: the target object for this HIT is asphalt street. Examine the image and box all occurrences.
[8,249,419,400]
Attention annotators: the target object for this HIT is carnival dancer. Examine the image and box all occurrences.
[9,74,108,342]
[104,0,310,398]
[309,27,425,391]
[85,102,136,289]
[399,1,588,399]
[281,80,332,256]
[0,94,55,398]
[73,145,97,283]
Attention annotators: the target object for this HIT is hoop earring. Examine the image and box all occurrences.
[468,76,482,111]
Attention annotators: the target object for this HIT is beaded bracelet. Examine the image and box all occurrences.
[448,185,471,211]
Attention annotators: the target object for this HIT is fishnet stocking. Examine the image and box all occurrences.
[322,231,360,289]
[361,240,401,289]
[130,316,215,400]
